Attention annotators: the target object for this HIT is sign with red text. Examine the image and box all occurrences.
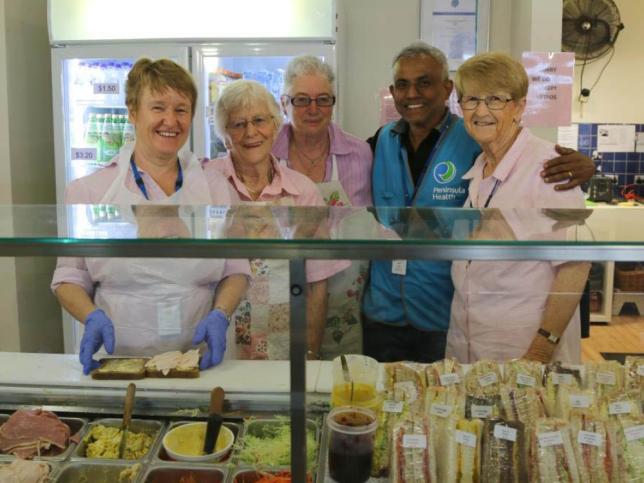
[521,52,574,127]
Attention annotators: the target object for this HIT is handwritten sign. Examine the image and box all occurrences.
[521,52,574,128]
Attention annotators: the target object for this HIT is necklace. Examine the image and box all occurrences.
[291,138,330,171]
[235,164,275,199]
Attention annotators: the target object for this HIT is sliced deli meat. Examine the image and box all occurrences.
[0,409,71,459]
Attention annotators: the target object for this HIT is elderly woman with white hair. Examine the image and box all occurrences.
[272,55,374,359]
[446,52,591,364]
[212,80,349,360]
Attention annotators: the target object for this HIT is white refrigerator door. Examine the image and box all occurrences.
[51,43,188,354]
[191,42,336,160]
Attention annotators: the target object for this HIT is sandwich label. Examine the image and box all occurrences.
[478,372,498,387]
[609,401,632,415]
[402,434,427,449]
[471,405,493,419]
[494,424,517,442]
[596,371,616,385]
[569,394,592,408]
[578,430,603,447]
[551,373,574,385]
[516,373,536,387]
[455,430,477,448]
[624,425,644,442]
[637,365,644,376]
[430,404,453,418]
[382,400,404,413]
[439,373,461,386]
[538,431,564,448]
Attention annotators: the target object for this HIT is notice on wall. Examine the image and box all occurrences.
[597,124,635,153]
[522,52,574,127]
[636,132,644,153]
[421,0,477,71]
[557,125,579,150]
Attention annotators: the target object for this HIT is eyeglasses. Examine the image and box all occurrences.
[459,95,514,110]
[226,115,274,133]
[283,94,336,107]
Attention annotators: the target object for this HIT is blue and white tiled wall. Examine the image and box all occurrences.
[576,123,644,189]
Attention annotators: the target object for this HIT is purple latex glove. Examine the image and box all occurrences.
[192,309,229,370]
[80,309,115,375]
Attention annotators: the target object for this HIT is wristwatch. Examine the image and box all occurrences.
[537,328,560,344]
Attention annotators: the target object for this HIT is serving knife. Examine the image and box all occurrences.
[203,386,225,454]
[118,383,136,459]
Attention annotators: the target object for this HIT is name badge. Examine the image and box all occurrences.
[158,303,182,337]
[392,260,407,275]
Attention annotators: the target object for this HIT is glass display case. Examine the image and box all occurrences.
[0,204,642,482]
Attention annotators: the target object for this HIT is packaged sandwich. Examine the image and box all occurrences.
[554,386,598,421]
[391,416,437,483]
[501,387,545,428]
[624,355,644,395]
[533,418,581,483]
[569,414,611,483]
[384,362,427,413]
[425,386,465,483]
[480,417,527,483]
[541,362,581,417]
[599,389,641,422]
[425,358,463,389]
[606,415,644,482]
[503,359,543,389]
[464,360,502,397]
[584,361,625,400]
[372,390,409,478]
[465,394,503,420]
[455,419,483,483]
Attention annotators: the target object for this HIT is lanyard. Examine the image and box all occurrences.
[129,155,183,200]
[470,178,501,208]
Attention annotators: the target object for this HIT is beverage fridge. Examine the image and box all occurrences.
[48,0,337,352]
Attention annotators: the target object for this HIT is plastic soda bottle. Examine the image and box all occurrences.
[101,114,120,161]
[122,118,136,144]
[111,114,122,147]
[84,112,99,146]
[95,113,105,163]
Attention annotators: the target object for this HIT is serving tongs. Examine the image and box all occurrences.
[118,383,136,459]
[340,355,354,404]
[203,386,225,454]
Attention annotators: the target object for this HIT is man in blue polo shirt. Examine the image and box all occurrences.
[363,41,595,363]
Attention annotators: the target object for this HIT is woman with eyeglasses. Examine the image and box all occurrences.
[445,52,590,364]
[271,55,374,359]
[212,80,349,360]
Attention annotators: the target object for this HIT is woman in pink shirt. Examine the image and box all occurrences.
[445,53,591,364]
[272,55,375,359]
[51,59,249,373]
[211,80,349,360]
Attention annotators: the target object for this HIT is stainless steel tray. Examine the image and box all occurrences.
[73,418,164,462]
[54,460,143,483]
[0,460,59,481]
[155,420,241,465]
[141,463,228,483]
[0,412,87,462]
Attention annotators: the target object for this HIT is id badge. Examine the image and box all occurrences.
[158,303,181,338]
[392,260,407,276]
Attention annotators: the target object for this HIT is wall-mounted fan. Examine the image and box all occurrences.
[562,0,624,61]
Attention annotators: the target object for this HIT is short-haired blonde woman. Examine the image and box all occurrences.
[52,58,249,373]
[212,80,349,360]
[445,52,591,364]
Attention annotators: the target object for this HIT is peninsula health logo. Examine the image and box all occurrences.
[433,161,456,184]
